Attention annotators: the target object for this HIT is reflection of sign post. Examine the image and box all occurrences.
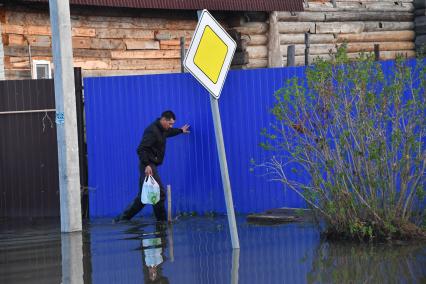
[184,9,240,249]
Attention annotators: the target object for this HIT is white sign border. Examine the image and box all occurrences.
[184,9,236,99]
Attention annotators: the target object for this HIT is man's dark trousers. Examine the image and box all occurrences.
[119,164,166,221]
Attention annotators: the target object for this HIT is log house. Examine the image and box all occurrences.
[0,0,421,80]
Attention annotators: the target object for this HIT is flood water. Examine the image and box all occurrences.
[1,216,425,283]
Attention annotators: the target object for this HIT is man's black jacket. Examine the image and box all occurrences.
[137,119,182,168]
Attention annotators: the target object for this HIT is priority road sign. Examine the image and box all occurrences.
[184,9,240,249]
[184,9,237,99]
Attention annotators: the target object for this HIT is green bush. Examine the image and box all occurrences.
[258,47,426,241]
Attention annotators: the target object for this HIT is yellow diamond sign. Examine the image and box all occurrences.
[184,10,236,99]
[194,26,228,84]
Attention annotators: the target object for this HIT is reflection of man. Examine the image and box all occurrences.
[141,223,169,284]
[114,111,190,223]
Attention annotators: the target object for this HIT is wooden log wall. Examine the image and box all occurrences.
[415,0,426,54]
[0,5,255,80]
[0,7,200,79]
[232,20,269,69]
[0,3,420,79]
[273,0,416,66]
[219,12,270,69]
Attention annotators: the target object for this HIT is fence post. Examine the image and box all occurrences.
[287,45,296,67]
[74,67,89,219]
[305,32,310,66]
[268,11,282,67]
[374,44,380,61]
[180,37,186,73]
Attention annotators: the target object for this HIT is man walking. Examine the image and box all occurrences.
[114,110,190,222]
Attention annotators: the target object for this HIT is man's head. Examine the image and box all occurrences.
[148,266,158,281]
[159,110,176,130]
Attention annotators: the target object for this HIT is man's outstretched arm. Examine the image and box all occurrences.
[167,124,190,137]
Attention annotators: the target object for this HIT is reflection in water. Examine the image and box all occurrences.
[0,220,62,283]
[308,242,426,284]
[121,222,169,283]
[231,249,240,284]
[61,232,84,284]
[138,223,169,284]
[167,225,174,262]
[130,222,239,284]
[1,217,425,284]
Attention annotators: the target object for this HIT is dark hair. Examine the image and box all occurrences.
[161,110,176,120]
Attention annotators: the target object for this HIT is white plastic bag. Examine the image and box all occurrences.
[141,176,161,205]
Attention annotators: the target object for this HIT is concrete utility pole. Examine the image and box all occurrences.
[49,0,82,232]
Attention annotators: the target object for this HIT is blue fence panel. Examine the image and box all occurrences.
[85,59,424,217]
[85,67,309,217]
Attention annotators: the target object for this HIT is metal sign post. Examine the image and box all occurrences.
[184,9,239,248]
[210,96,240,249]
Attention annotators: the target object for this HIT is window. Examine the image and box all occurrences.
[32,60,52,79]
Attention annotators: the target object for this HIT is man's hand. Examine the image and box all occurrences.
[181,124,190,134]
[145,165,153,176]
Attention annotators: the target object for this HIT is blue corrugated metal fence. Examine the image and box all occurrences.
[84,59,424,218]
[84,66,309,217]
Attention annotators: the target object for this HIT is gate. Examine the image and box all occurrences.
[0,69,87,218]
